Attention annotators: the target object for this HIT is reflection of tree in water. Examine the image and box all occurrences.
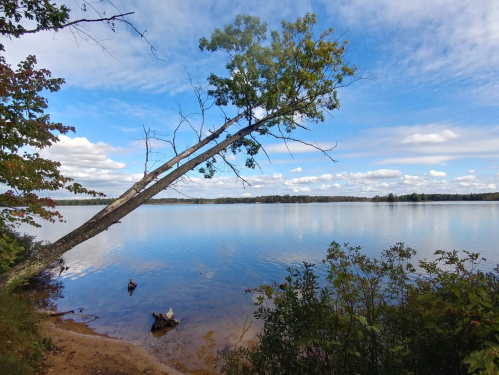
[15,269,65,310]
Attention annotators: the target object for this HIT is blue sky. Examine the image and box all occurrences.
[3,0,499,199]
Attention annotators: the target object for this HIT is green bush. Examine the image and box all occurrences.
[0,225,46,273]
[0,288,54,375]
[216,242,499,374]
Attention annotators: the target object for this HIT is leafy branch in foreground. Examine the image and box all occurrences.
[216,243,499,374]
[0,54,104,228]
[0,0,160,58]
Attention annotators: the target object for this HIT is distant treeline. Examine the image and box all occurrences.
[372,192,499,202]
[55,198,118,206]
[54,195,369,206]
[54,192,499,206]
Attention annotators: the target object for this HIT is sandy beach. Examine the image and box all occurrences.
[42,318,189,375]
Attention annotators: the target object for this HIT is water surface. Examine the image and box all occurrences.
[22,202,499,372]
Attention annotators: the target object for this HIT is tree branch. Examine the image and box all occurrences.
[218,152,251,188]
[88,110,250,222]
[18,13,134,35]
[266,129,338,162]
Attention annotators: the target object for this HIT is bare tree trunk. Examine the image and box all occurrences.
[0,117,267,288]
[89,111,248,223]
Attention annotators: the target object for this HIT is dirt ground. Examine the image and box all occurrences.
[42,318,187,375]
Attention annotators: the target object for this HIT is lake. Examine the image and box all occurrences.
[21,202,499,372]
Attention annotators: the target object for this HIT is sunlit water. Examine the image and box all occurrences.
[21,202,499,372]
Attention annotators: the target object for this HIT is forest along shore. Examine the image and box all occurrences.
[53,192,499,206]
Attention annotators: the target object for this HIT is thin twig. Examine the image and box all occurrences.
[218,152,251,188]
[267,129,338,162]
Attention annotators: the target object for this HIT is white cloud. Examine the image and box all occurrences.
[285,176,318,185]
[347,124,499,166]
[319,183,341,190]
[376,155,455,165]
[39,135,126,169]
[333,0,499,103]
[253,107,267,120]
[343,169,402,180]
[282,169,401,191]
[241,193,252,197]
[2,0,315,92]
[290,186,311,193]
[290,167,302,173]
[401,130,460,144]
[429,170,447,177]
[285,174,336,185]
[469,170,476,174]
[454,175,477,182]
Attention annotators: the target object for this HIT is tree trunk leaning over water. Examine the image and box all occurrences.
[0,112,268,287]
[0,14,360,288]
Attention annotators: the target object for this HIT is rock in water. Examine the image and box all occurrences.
[151,308,180,332]
[128,279,137,289]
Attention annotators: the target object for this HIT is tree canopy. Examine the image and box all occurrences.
[196,13,356,177]
[0,0,71,39]
[0,54,103,228]
[0,0,143,273]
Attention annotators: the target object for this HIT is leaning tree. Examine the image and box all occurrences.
[0,13,359,287]
[0,0,152,227]
[0,0,157,278]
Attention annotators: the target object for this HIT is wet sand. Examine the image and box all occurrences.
[42,318,188,375]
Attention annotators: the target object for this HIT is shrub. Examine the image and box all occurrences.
[216,242,499,374]
[0,288,54,374]
[0,225,47,273]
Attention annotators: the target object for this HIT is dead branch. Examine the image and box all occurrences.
[151,308,180,332]
[38,308,81,317]
[277,124,295,159]
[88,109,251,223]
[20,12,133,35]
[266,129,338,162]
[142,126,151,175]
[250,133,271,164]
[218,152,251,188]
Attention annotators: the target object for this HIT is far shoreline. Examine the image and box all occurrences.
[53,192,499,206]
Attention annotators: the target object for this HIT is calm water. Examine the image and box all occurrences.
[22,202,499,372]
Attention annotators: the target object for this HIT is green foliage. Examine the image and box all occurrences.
[0,229,23,271]
[372,192,499,202]
[386,192,398,202]
[0,53,104,228]
[463,340,499,375]
[199,157,218,178]
[0,0,71,39]
[0,288,53,374]
[216,243,499,374]
[199,13,356,178]
[0,225,46,273]
[0,0,108,232]
[53,195,370,206]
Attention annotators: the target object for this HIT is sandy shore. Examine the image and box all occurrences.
[42,318,188,375]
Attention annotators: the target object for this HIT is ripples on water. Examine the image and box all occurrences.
[22,202,499,372]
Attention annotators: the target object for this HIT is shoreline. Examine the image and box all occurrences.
[42,317,187,375]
